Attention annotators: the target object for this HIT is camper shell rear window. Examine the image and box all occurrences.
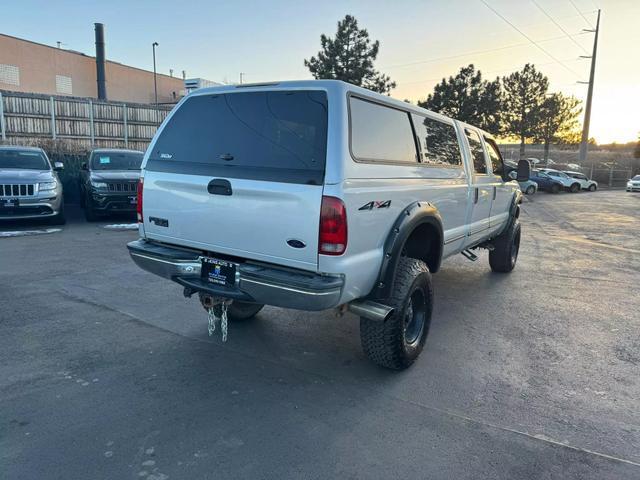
[146,90,328,185]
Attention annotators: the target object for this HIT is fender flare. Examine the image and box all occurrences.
[370,201,444,301]
[498,190,522,237]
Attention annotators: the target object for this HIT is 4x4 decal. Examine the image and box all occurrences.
[358,200,391,211]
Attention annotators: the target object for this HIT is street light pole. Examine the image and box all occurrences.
[152,42,159,108]
[578,9,601,164]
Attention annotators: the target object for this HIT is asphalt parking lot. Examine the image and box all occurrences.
[1,190,639,479]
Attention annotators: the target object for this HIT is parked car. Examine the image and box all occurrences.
[79,149,144,221]
[539,168,582,192]
[127,80,530,370]
[530,170,563,193]
[563,171,598,191]
[527,157,556,167]
[0,146,65,224]
[627,175,640,192]
[509,171,537,195]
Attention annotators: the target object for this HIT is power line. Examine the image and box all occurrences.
[531,0,589,54]
[396,57,581,87]
[382,32,588,70]
[568,0,595,28]
[478,0,582,78]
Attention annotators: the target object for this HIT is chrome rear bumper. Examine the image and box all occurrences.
[127,239,344,311]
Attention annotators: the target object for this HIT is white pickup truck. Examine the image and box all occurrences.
[128,80,529,370]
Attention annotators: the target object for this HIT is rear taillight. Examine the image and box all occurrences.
[319,196,347,255]
[136,178,143,223]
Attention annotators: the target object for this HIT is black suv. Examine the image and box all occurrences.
[79,149,143,221]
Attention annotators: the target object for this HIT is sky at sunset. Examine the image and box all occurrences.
[2,0,638,143]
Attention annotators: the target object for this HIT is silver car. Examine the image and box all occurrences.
[0,146,65,224]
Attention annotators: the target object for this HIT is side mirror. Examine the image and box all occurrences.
[516,159,530,182]
[54,162,64,171]
[81,162,88,171]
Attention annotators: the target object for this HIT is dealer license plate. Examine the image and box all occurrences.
[201,257,236,286]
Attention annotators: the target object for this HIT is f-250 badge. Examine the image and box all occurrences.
[359,200,391,211]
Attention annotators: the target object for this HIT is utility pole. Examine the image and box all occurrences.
[578,9,600,164]
[239,72,245,85]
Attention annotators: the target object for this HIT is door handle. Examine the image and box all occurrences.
[207,179,232,196]
[493,186,497,200]
[474,187,479,204]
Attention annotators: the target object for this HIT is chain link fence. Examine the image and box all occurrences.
[589,168,634,188]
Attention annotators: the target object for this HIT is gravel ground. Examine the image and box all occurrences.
[1,190,639,479]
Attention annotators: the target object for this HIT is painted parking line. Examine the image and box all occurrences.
[103,223,138,230]
[0,228,62,238]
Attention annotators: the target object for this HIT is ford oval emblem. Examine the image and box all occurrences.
[287,239,306,249]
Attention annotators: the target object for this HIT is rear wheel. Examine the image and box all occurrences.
[489,221,521,273]
[525,185,536,195]
[588,184,597,192]
[360,257,433,370]
[213,301,264,321]
[570,182,580,193]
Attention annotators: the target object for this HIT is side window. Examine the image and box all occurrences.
[484,137,504,177]
[350,97,417,164]
[411,114,462,167]
[464,129,487,174]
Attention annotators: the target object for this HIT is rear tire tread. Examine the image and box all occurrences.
[360,257,433,370]
[489,221,521,273]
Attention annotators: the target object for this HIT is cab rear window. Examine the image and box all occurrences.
[147,90,328,185]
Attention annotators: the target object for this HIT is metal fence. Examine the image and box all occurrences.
[589,168,633,188]
[0,90,173,151]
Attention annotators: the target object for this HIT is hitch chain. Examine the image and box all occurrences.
[205,297,232,342]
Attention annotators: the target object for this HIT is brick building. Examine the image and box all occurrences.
[0,31,184,104]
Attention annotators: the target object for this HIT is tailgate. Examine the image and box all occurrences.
[143,173,322,270]
[141,89,328,272]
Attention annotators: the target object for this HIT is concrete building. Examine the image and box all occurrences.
[184,78,224,93]
[0,30,184,104]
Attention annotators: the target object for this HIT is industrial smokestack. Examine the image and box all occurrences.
[94,23,107,100]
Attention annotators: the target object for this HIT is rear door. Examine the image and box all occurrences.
[142,89,328,272]
[462,127,492,247]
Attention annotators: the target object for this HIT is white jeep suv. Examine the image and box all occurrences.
[128,80,528,369]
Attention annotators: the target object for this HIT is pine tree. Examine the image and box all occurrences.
[304,15,396,94]
[502,64,549,159]
[533,93,582,161]
[419,64,501,135]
